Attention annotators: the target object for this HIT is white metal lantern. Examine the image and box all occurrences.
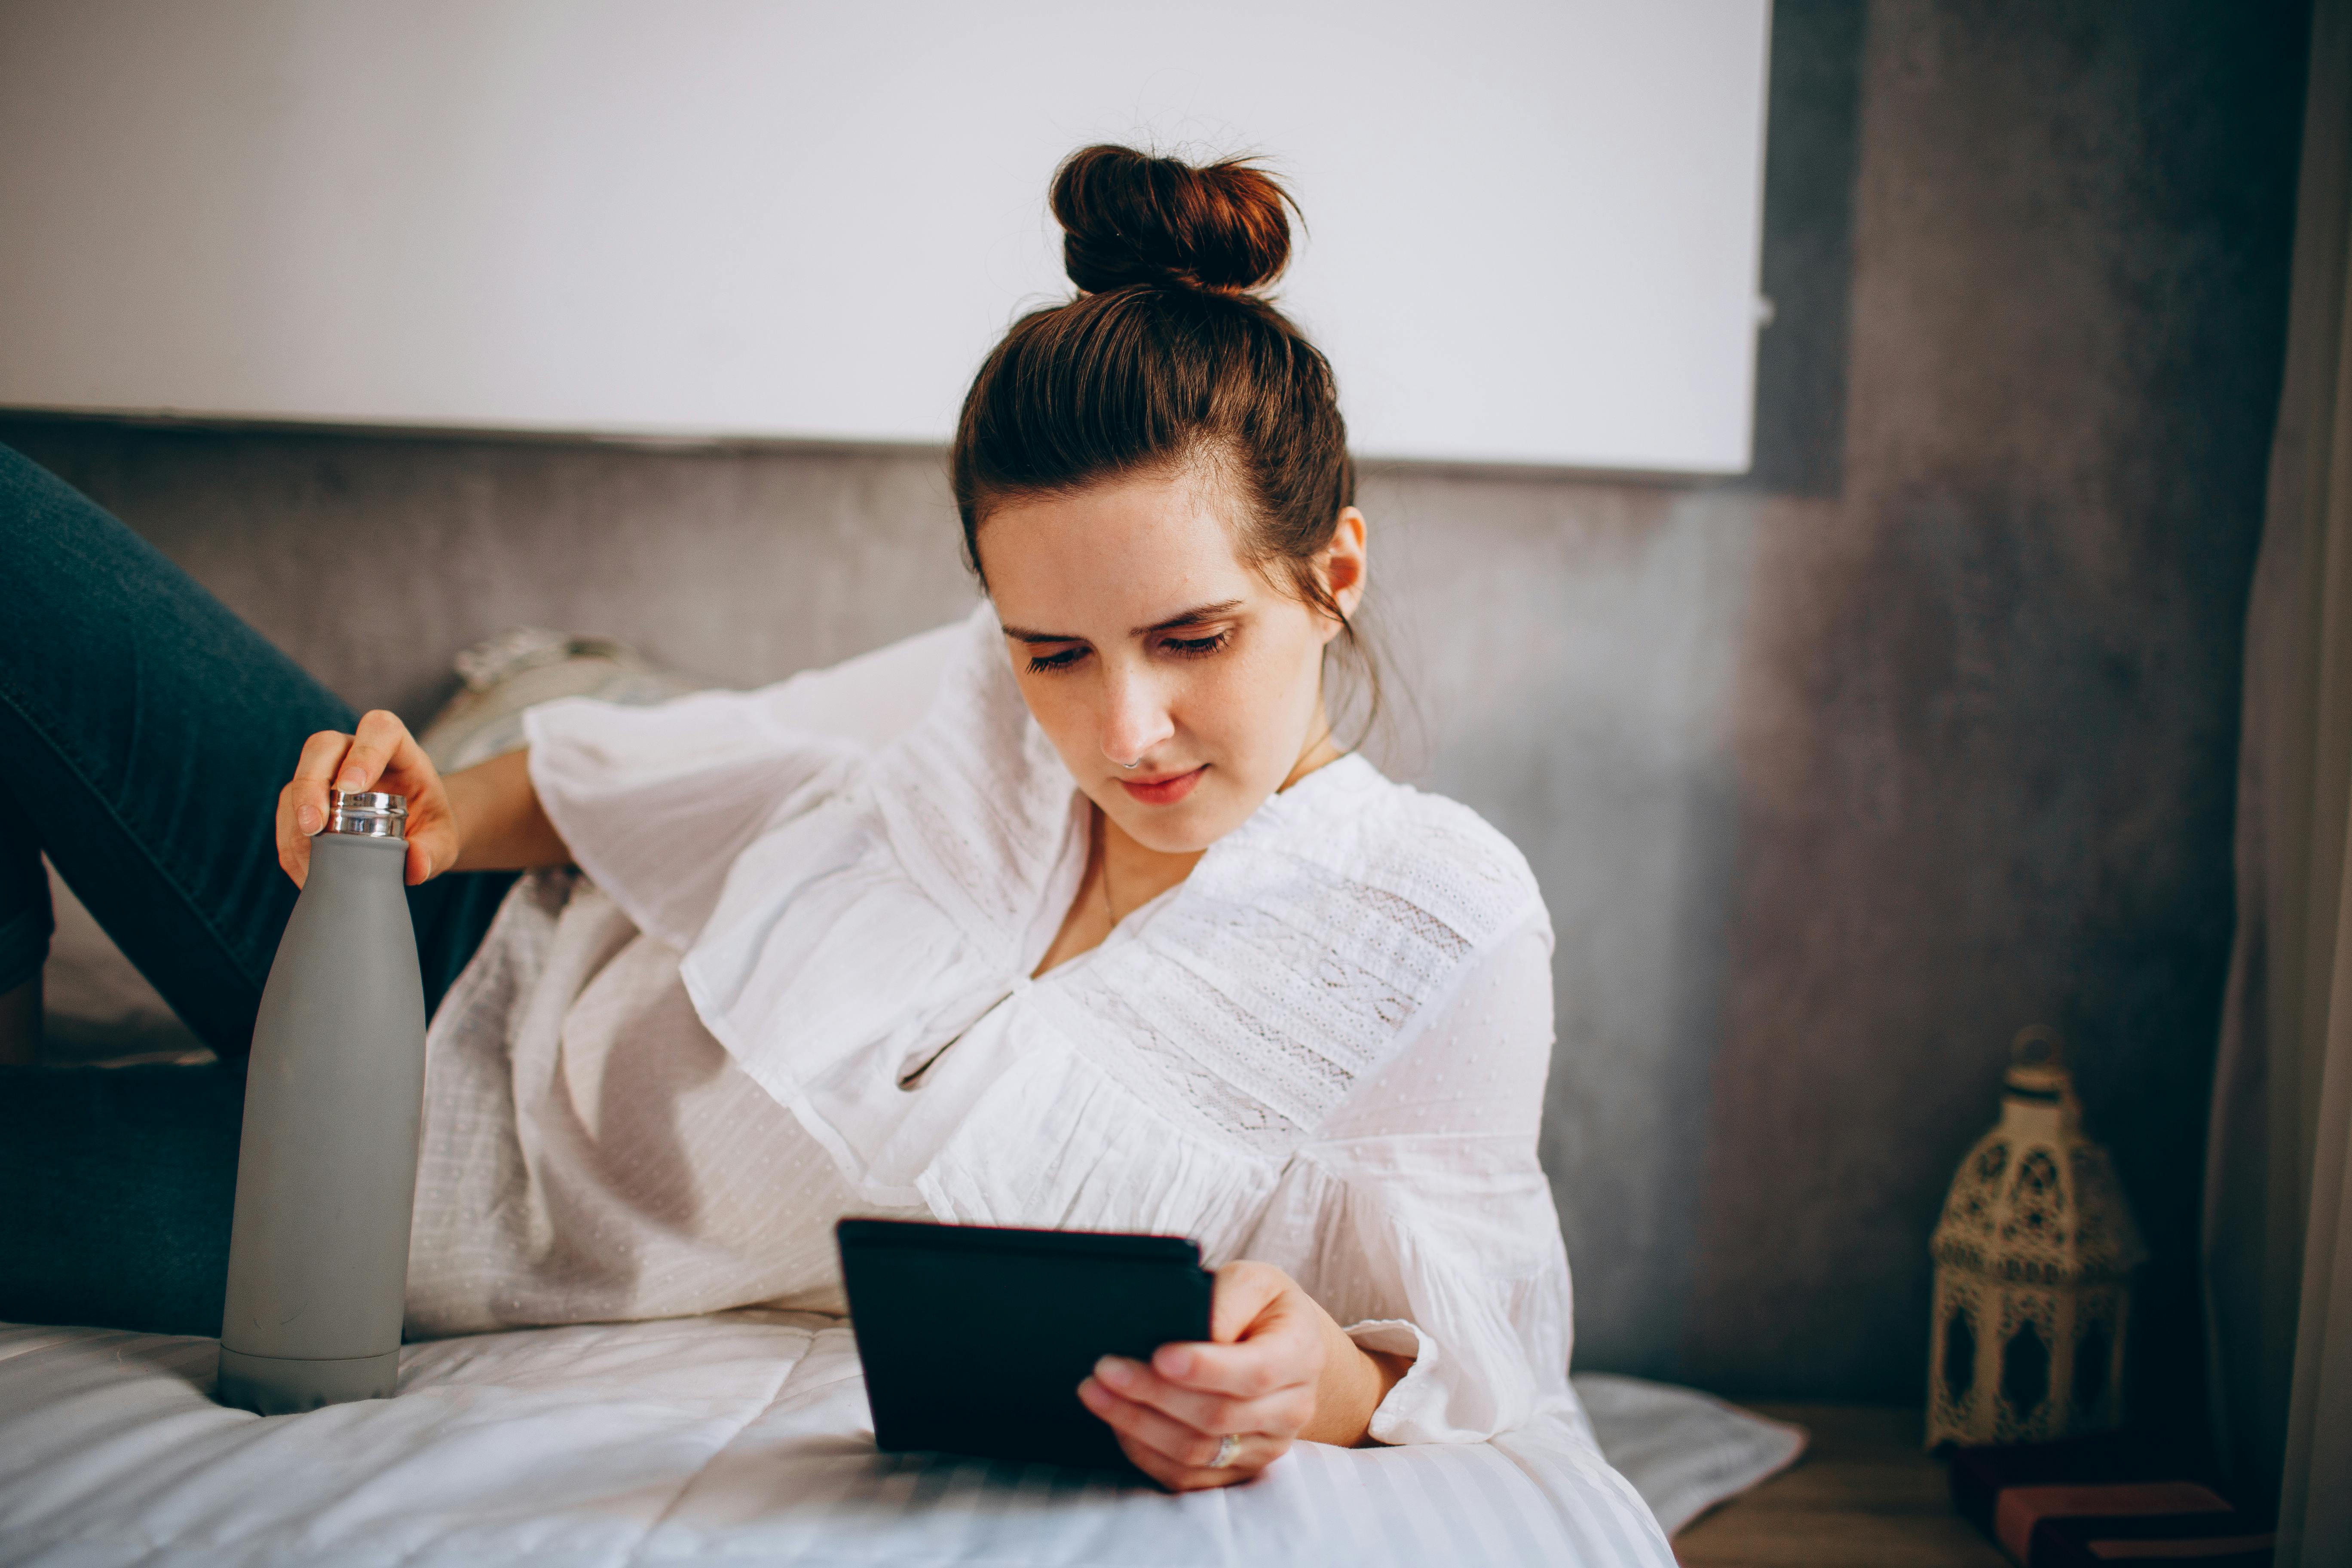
[1926,1026,2146,1448]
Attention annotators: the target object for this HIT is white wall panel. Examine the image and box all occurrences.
[0,1,1770,471]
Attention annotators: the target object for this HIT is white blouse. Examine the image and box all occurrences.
[405,607,1580,1449]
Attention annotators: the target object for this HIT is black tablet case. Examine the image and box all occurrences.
[836,1218,1214,1471]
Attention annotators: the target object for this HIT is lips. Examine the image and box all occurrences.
[1118,766,1205,806]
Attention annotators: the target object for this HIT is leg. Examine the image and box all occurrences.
[0,979,35,1067]
[0,443,512,1333]
[0,1062,248,1335]
[0,442,510,1056]
[0,781,46,1064]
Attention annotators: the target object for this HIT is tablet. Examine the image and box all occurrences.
[835,1218,1214,1471]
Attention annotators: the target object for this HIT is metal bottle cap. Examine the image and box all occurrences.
[326,790,408,839]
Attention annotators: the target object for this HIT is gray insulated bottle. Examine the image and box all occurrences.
[216,789,426,1415]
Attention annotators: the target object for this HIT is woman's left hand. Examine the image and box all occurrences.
[1076,1259,1409,1492]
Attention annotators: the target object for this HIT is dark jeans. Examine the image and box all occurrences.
[0,443,515,1335]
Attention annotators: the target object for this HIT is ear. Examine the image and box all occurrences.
[1317,508,1369,625]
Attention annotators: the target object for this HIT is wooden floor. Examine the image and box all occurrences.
[1674,1405,2008,1568]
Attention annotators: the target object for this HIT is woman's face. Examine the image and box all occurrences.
[976,467,1367,855]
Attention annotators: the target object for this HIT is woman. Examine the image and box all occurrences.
[0,147,1575,1494]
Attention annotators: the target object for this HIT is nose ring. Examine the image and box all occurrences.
[1119,760,1142,770]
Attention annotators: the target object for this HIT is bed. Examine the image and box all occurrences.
[11,624,1799,1565]
[0,1311,1797,1567]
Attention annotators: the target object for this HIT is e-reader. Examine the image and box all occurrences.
[835,1218,1214,1471]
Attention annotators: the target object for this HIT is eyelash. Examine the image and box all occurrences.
[1026,630,1232,674]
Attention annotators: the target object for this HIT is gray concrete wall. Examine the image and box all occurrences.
[1681,0,2306,1432]
[0,0,2308,1414]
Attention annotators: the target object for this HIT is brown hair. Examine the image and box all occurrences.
[950,143,1378,736]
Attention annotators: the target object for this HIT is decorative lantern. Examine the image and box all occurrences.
[1926,1026,2146,1448]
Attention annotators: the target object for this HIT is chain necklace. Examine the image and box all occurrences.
[1097,808,1119,928]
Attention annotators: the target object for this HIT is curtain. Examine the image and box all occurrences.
[2204,0,2352,1559]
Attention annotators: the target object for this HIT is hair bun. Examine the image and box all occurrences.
[1050,144,1294,296]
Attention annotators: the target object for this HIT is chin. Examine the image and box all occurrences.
[1117,812,1224,855]
[1107,792,1243,856]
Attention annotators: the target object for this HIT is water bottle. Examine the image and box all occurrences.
[215,789,426,1415]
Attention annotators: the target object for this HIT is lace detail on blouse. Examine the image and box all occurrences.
[1049,779,1535,1155]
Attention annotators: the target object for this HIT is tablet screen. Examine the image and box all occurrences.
[836,1218,1214,1471]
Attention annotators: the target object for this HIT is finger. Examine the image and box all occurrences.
[1118,1429,1286,1494]
[278,732,354,888]
[289,728,357,785]
[1079,1376,1266,1473]
[287,729,355,816]
[404,812,456,885]
[1149,1317,1322,1401]
[1090,1354,1311,1437]
[1207,1260,1289,1344]
[276,783,313,888]
[1084,1387,1290,1493]
[276,790,314,888]
[1110,1427,1228,1494]
[335,710,413,794]
[285,731,352,826]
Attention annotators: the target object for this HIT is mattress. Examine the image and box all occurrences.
[0,1311,1797,1567]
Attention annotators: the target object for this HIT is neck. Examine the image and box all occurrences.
[1099,807,1204,922]
[1282,697,1344,792]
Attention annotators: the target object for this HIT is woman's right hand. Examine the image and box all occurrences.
[276,710,461,889]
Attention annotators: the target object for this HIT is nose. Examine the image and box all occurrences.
[1099,658,1175,769]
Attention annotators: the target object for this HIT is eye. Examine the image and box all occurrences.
[1026,644,1088,673]
[1160,630,1232,659]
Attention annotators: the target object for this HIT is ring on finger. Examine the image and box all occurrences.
[1207,1433,1241,1470]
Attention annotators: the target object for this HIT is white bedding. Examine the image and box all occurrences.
[0,1313,1798,1567]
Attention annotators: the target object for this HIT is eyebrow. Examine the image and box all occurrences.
[999,600,1245,643]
